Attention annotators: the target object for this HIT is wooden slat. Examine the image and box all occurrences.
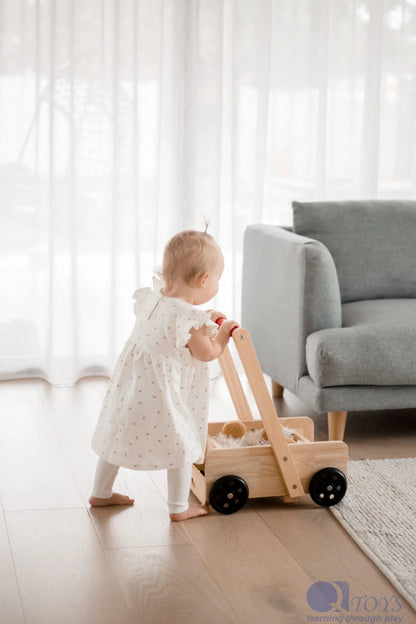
[201,441,347,500]
[279,416,315,441]
[218,344,254,420]
[231,329,305,497]
[191,464,208,504]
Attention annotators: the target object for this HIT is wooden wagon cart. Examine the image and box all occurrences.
[191,323,348,514]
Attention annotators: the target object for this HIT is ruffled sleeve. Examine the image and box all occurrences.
[132,287,152,316]
[176,308,218,348]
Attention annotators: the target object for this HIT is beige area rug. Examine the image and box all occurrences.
[330,457,416,612]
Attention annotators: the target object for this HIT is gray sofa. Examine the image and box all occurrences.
[241,200,416,441]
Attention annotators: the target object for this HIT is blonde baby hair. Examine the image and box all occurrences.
[162,228,223,287]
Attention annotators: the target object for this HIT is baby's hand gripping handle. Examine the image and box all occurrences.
[216,317,239,337]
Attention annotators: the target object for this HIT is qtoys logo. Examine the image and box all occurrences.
[305,581,404,624]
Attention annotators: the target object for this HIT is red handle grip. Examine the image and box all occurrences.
[216,317,239,336]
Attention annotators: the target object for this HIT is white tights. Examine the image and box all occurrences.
[91,457,192,514]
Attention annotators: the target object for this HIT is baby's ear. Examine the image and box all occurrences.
[197,272,209,287]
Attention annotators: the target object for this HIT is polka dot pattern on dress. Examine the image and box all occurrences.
[91,287,216,471]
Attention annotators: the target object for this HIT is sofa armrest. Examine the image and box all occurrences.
[241,224,342,393]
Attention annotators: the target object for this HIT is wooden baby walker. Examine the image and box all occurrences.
[191,321,348,514]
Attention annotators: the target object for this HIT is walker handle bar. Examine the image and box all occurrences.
[216,317,239,336]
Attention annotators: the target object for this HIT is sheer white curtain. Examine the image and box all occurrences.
[1,0,416,384]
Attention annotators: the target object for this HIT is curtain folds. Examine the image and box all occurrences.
[1,0,416,384]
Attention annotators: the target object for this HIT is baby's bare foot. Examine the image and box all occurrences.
[89,493,134,507]
[169,505,209,522]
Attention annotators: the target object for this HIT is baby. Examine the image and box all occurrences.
[89,228,237,521]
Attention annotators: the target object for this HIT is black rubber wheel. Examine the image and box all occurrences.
[309,467,347,507]
[209,475,249,515]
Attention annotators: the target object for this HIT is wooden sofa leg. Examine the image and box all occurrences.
[328,411,347,441]
[271,380,284,398]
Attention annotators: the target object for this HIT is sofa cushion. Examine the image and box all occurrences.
[292,200,416,302]
[305,299,416,387]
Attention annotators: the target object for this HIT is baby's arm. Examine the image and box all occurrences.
[187,320,237,362]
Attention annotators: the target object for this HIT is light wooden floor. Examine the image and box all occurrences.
[1,375,415,624]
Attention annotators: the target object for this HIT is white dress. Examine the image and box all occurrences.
[91,285,217,470]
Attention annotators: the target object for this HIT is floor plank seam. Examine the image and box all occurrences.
[4,505,89,513]
[252,503,318,585]
[1,504,28,624]
[2,378,416,623]
[179,533,242,624]
[34,380,89,507]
